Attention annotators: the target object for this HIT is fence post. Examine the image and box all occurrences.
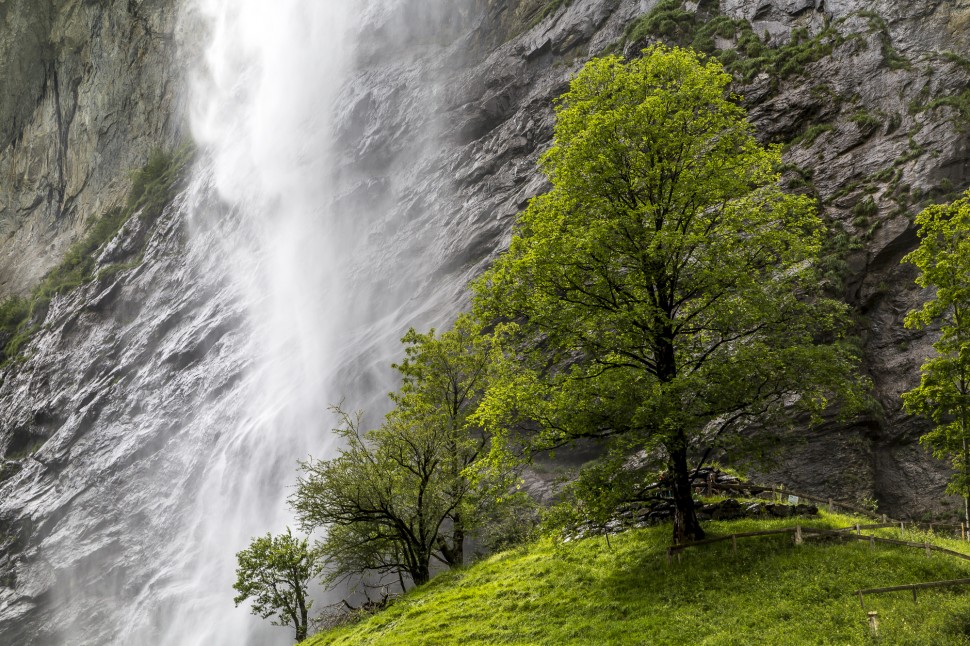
[912,587,918,603]
[882,514,887,523]
[900,522,905,538]
[795,525,803,545]
[870,535,875,550]
[828,498,833,513]
[867,611,880,638]
[856,524,861,536]
[925,542,931,558]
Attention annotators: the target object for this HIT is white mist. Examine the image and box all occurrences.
[112,0,468,644]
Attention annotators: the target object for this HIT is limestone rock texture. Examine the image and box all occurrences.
[0,0,969,642]
[444,0,970,515]
[0,0,185,298]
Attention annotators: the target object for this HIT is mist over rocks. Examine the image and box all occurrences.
[0,0,968,643]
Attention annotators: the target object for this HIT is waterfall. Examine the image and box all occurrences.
[0,0,485,642]
[146,2,359,643]
[26,1,474,644]
[140,1,471,644]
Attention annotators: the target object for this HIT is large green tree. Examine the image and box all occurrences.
[474,46,863,543]
[233,528,319,643]
[902,190,970,523]
[291,315,503,588]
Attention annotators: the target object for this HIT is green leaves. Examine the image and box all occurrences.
[291,315,515,590]
[233,528,318,641]
[476,45,861,441]
[473,46,865,539]
[902,190,970,513]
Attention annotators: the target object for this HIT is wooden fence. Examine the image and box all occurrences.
[856,577,970,608]
[702,481,885,519]
[663,512,970,621]
[668,523,970,562]
[663,476,970,633]
[703,480,970,540]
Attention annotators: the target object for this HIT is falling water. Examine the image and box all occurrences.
[0,0,481,642]
[2,0,478,644]
[138,0,472,644]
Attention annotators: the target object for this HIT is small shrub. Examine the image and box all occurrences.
[527,0,579,30]
[852,196,878,221]
[0,297,29,342]
[794,123,834,147]
[942,50,970,73]
[624,0,696,46]
[925,90,970,131]
[850,109,882,136]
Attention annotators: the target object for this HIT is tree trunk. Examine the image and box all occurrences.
[452,527,464,566]
[670,443,704,544]
[295,613,307,643]
[410,560,431,587]
[655,329,702,544]
[294,568,309,643]
[439,516,464,568]
[964,437,969,525]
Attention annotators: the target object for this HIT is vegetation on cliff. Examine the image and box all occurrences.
[622,0,840,86]
[903,190,970,524]
[0,144,193,367]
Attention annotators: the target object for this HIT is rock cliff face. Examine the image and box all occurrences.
[0,0,185,297]
[1,0,969,643]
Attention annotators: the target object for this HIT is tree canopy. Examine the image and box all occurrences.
[474,45,864,543]
[902,189,970,523]
[233,528,319,643]
[291,315,507,588]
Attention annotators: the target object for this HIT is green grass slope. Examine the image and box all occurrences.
[304,513,970,645]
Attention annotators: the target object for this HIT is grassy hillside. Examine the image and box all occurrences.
[303,513,970,645]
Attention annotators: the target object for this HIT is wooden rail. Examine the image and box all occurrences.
[704,482,970,537]
[667,523,897,558]
[856,577,970,609]
[834,533,970,562]
[675,476,970,621]
[667,527,796,557]
[668,523,970,563]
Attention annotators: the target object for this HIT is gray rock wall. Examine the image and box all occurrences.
[437,0,970,516]
[0,0,185,297]
[1,0,970,641]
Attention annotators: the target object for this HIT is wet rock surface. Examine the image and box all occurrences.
[0,186,254,644]
[375,0,970,518]
[0,0,186,298]
[1,0,970,642]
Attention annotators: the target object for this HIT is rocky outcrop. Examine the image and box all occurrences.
[1,0,970,643]
[0,185,252,644]
[0,0,185,298]
[424,0,970,516]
